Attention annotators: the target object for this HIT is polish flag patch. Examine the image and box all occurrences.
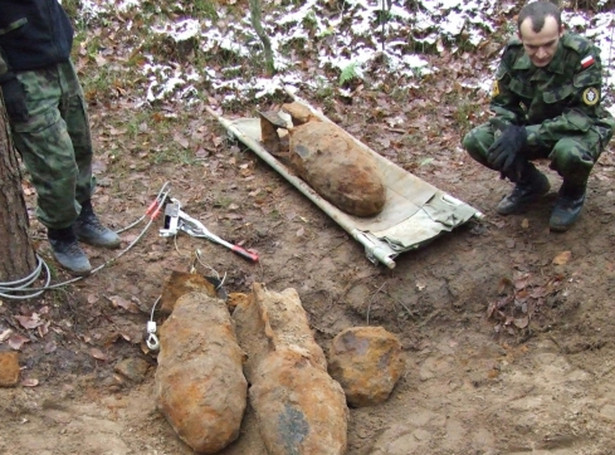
[581,55,595,69]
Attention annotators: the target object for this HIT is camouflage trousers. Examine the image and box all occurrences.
[9,60,94,230]
[462,120,613,187]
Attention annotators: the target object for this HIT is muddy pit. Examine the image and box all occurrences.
[1,89,615,455]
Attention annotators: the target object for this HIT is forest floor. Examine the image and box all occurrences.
[2,18,615,455]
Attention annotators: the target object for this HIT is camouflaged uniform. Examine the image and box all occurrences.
[463,32,614,187]
[0,0,95,230]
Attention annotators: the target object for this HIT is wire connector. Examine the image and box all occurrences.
[146,320,160,350]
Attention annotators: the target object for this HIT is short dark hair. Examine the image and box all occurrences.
[517,1,562,33]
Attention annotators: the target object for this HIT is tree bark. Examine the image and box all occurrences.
[249,0,275,77]
[0,106,37,282]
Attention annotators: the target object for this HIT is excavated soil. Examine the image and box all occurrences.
[2,87,615,455]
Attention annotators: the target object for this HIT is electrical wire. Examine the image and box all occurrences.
[0,182,171,300]
[0,254,51,300]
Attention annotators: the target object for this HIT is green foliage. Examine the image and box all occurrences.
[419,157,434,167]
[339,62,360,86]
[139,1,162,15]
[302,9,318,28]
[152,148,197,165]
[137,0,219,19]
[213,195,235,209]
[453,95,483,133]
[317,25,336,38]
[193,0,219,20]
[313,76,335,99]
[60,0,80,22]
[80,65,116,101]
[267,208,282,220]
[82,33,104,61]
[573,0,615,12]
[389,86,411,104]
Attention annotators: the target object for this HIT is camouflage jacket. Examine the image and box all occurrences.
[490,32,614,147]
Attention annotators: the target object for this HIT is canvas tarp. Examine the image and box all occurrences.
[206,94,482,269]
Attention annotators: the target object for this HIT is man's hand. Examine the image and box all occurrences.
[487,124,527,178]
[0,77,29,123]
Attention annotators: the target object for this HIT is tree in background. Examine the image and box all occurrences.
[250,0,275,77]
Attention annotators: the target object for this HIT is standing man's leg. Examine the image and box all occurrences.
[9,66,91,275]
[57,60,120,248]
[58,60,94,204]
[11,67,81,229]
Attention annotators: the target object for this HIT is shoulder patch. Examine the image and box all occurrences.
[491,80,500,98]
[581,55,595,69]
[582,87,600,106]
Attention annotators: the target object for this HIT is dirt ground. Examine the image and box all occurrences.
[2,82,615,455]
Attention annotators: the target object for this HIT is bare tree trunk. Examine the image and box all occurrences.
[249,0,275,77]
[0,106,37,282]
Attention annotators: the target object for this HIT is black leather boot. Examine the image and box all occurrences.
[549,182,586,232]
[74,200,121,248]
[496,163,550,215]
[48,227,92,276]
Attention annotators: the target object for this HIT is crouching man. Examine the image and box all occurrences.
[462,0,614,231]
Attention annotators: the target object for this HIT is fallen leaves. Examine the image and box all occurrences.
[15,312,45,330]
[108,295,141,314]
[0,293,142,361]
[7,332,30,351]
[487,271,565,336]
[1,306,55,350]
[90,347,109,361]
[552,250,572,266]
[21,378,40,387]
[0,328,12,342]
